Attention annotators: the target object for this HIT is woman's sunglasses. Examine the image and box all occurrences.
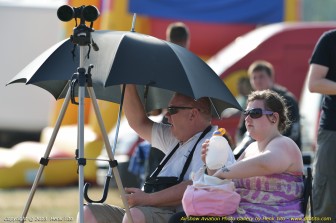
[243,108,274,119]
[167,106,194,115]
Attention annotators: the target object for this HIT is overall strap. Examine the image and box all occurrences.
[149,143,179,178]
[149,125,212,179]
[178,125,212,181]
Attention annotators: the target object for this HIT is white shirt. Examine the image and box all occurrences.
[151,123,236,180]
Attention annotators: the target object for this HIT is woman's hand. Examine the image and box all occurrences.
[201,139,210,164]
[202,139,220,176]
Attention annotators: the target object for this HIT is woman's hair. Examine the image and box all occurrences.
[247,89,290,133]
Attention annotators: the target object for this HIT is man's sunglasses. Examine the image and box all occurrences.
[243,108,274,119]
[167,106,194,115]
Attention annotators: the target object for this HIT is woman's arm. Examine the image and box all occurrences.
[211,137,298,179]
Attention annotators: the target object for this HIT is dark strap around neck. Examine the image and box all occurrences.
[149,125,212,180]
[149,143,179,178]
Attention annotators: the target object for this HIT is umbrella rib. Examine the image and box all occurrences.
[209,98,220,118]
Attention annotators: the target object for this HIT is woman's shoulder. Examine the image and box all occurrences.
[270,135,298,148]
[269,135,303,165]
[265,136,302,160]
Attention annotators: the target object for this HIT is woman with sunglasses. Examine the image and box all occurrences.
[185,90,304,223]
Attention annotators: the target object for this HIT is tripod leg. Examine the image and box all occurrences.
[87,86,134,223]
[77,62,86,223]
[20,87,72,223]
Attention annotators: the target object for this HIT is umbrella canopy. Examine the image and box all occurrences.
[7,30,241,116]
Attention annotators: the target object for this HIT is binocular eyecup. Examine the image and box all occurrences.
[57,5,100,23]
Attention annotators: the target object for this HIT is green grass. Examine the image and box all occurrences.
[0,186,123,222]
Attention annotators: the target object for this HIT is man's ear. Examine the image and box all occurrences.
[189,108,198,120]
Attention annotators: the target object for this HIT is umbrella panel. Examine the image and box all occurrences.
[7,30,241,116]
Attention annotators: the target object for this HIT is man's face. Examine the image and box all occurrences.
[249,70,274,91]
[165,95,194,142]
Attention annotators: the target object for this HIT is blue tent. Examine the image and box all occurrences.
[129,0,284,24]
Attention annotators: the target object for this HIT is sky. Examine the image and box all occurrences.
[0,0,66,8]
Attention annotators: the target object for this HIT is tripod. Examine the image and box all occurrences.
[20,6,134,223]
[20,56,133,223]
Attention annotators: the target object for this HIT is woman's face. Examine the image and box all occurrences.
[244,99,274,140]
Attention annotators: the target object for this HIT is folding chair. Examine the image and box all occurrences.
[303,167,314,221]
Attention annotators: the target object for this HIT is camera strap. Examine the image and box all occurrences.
[149,125,212,180]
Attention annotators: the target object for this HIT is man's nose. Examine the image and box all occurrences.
[165,111,171,118]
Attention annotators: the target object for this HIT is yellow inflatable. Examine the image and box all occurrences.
[0,125,104,188]
[0,142,78,188]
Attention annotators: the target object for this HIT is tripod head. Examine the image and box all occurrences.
[57,5,100,46]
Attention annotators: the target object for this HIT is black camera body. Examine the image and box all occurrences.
[143,176,181,193]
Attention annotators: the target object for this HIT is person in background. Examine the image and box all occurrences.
[166,22,190,48]
[236,77,253,109]
[234,77,253,143]
[235,60,301,157]
[307,29,336,221]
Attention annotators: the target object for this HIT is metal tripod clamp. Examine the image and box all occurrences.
[70,65,95,105]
